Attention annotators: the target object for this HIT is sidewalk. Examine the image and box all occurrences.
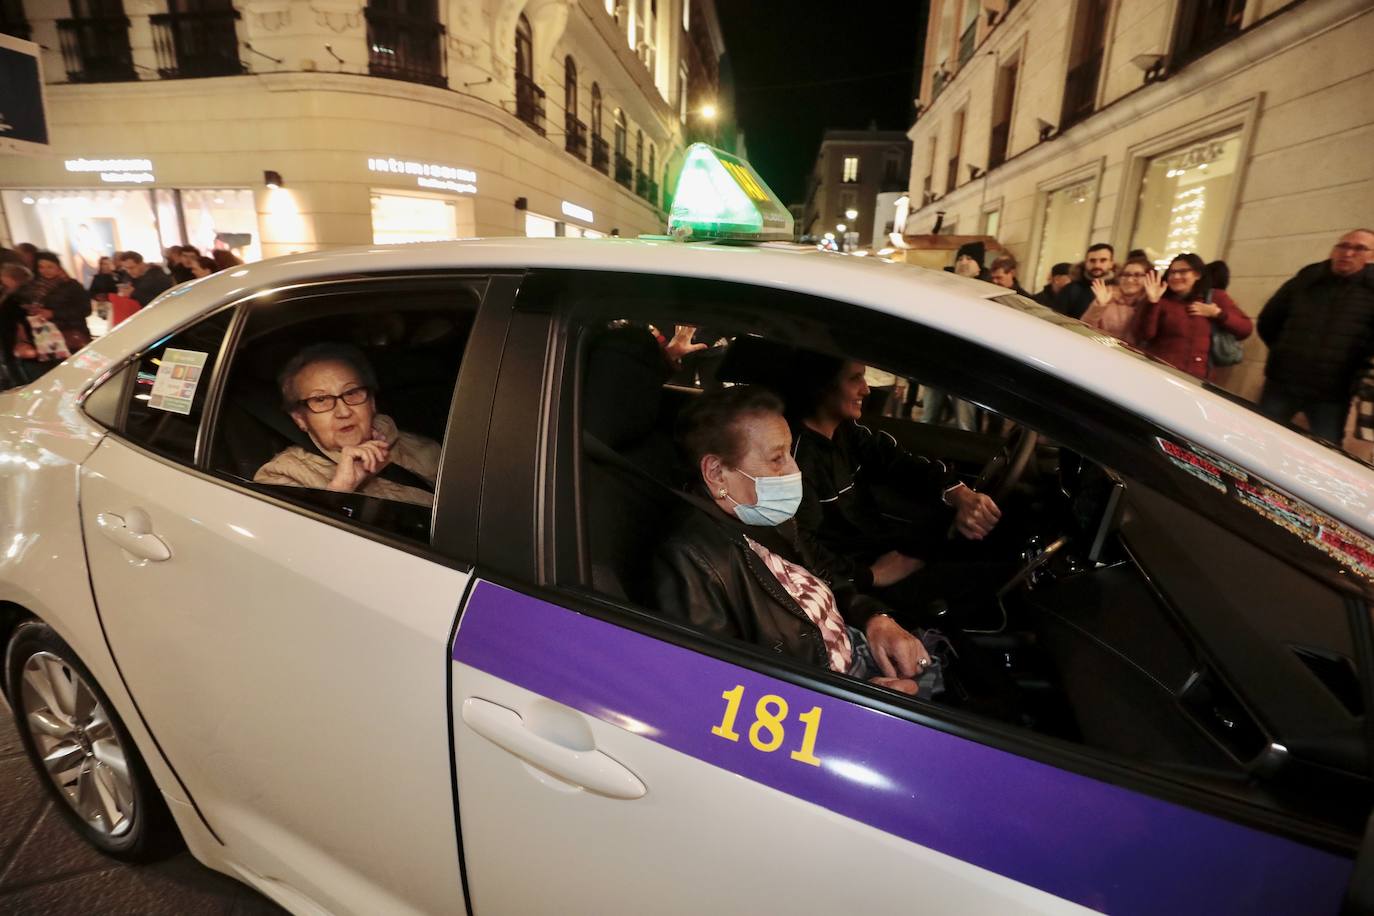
[0,701,283,915]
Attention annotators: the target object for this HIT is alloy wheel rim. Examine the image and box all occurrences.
[19,651,135,838]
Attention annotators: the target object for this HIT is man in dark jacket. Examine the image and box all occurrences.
[116,250,173,306]
[949,241,990,281]
[989,255,1034,299]
[1055,243,1115,319]
[1257,230,1374,444]
[1034,262,1072,307]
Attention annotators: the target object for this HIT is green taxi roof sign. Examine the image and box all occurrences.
[667,143,794,241]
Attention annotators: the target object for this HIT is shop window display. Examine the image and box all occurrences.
[1130,131,1242,269]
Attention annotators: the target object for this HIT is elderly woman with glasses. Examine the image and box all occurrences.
[1135,252,1253,380]
[254,342,440,506]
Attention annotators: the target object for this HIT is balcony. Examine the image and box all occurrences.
[614,152,632,188]
[515,73,546,135]
[635,170,649,198]
[564,113,587,160]
[591,135,610,175]
[149,9,243,79]
[1060,52,1102,130]
[56,16,136,83]
[1172,0,1246,68]
[946,154,959,194]
[365,7,445,88]
[957,19,977,67]
[988,120,1010,169]
[645,178,659,208]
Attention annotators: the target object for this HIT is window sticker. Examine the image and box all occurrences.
[147,348,208,415]
[1157,437,1374,580]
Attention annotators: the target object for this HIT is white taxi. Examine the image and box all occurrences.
[2,146,1373,915]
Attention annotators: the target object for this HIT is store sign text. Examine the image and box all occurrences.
[368,157,477,195]
[561,200,594,224]
[64,157,156,184]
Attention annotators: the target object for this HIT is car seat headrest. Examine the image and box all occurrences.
[583,326,666,451]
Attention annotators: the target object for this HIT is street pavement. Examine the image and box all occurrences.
[0,699,284,915]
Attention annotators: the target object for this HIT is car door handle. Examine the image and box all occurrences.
[96,509,171,562]
[461,698,646,799]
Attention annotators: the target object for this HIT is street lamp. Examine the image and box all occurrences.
[836,223,847,233]
[844,208,858,221]
[700,103,718,120]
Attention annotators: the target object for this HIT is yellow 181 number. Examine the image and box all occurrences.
[710,685,822,766]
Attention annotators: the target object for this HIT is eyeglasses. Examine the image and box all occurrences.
[1119,271,1149,278]
[1334,243,1373,254]
[298,385,371,414]
[1166,268,1197,276]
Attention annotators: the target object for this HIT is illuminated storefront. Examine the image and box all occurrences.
[367,157,478,244]
[1033,178,1096,280]
[1130,131,1242,269]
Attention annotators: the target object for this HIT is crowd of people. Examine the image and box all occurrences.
[0,241,244,389]
[947,229,1374,448]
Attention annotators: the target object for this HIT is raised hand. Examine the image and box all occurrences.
[1091,277,1112,307]
[329,438,391,493]
[1143,270,1167,304]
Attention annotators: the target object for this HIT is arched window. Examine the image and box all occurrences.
[514,15,544,133]
[648,143,655,178]
[635,129,643,173]
[564,55,577,122]
[591,82,603,137]
[515,14,532,82]
[614,109,627,157]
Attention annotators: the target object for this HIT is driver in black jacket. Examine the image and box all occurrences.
[787,354,1003,627]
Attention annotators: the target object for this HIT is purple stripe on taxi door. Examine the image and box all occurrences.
[452,581,1352,915]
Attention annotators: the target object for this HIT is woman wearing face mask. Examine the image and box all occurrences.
[1083,255,1153,345]
[654,385,933,696]
[1135,252,1253,379]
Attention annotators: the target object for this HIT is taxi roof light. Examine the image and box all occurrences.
[667,143,794,242]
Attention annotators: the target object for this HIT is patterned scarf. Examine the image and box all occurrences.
[745,536,852,673]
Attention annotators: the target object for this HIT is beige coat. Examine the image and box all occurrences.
[254,414,440,507]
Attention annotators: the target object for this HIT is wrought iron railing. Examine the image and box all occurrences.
[614,152,633,188]
[515,72,546,135]
[988,120,1010,169]
[57,16,136,82]
[565,113,587,160]
[365,7,445,88]
[150,8,243,79]
[645,178,659,208]
[591,135,610,174]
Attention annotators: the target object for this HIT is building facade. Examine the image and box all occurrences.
[802,128,910,248]
[0,0,725,269]
[904,0,1374,397]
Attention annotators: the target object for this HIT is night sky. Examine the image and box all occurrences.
[715,2,928,206]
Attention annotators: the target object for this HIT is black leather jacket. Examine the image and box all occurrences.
[653,502,890,670]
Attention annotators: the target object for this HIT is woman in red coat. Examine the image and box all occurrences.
[1136,252,1252,380]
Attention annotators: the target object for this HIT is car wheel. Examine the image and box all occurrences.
[4,621,180,861]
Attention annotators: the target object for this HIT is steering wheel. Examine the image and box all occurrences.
[974,424,1040,502]
[946,425,1039,540]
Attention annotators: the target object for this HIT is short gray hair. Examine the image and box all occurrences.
[278,342,378,410]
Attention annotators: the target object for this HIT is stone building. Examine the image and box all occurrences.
[802,127,910,249]
[0,0,725,262]
[903,0,1373,396]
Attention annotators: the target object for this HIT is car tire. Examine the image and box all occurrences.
[3,621,181,862]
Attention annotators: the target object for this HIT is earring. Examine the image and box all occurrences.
[718,488,727,497]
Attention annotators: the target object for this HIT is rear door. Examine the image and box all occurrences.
[79,274,512,914]
[447,270,1357,915]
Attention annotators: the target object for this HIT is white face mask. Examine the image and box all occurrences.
[726,469,803,526]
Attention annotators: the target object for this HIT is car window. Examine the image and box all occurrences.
[533,268,1374,841]
[207,278,484,545]
[119,308,234,464]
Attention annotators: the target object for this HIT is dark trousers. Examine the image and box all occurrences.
[1258,383,1348,445]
